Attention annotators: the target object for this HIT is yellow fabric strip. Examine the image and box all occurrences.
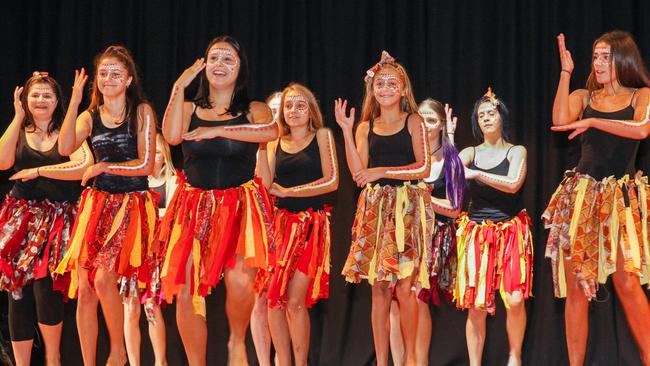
[367,194,382,285]
[418,194,430,289]
[54,193,96,275]
[130,198,142,267]
[639,183,650,286]
[191,238,205,317]
[625,207,642,271]
[105,195,129,245]
[455,218,468,306]
[395,185,407,253]
[568,178,589,250]
[161,209,184,277]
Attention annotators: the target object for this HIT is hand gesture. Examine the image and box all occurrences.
[13,86,25,121]
[70,68,88,107]
[444,103,457,135]
[182,126,221,141]
[176,58,206,88]
[550,118,592,139]
[557,33,574,74]
[352,167,384,187]
[9,168,38,182]
[464,167,479,180]
[334,98,355,132]
[270,183,288,198]
[81,162,107,186]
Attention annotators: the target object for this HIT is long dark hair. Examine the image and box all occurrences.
[21,73,66,135]
[193,35,251,117]
[471,94,512,143]
[586,30,650,92]
[88,45,151,134]
[419,98,465,209]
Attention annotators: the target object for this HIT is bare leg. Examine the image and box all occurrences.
[371,282,392,366]
[389,300,404,366]
[286,271,311,366]
[268,305,291,366]
[504,291,526,366]
[38,322,63,366]
[251,293,273,366]
[147,305,167,366]
[466,308,487,366]
[563,256,589,366]
[394,279,418,366]
[224,256,256,366]
[94,269,127,366]
[124,296,141,366]
[11,340,33,366]
[176,257,207,366]
[415,300,431,366]
[77,268,99,366]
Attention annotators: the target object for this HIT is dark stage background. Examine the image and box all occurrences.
[0,1,649,365]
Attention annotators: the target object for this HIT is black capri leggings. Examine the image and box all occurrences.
[8,276,64,342]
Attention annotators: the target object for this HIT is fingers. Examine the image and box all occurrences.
[14,86,23,100]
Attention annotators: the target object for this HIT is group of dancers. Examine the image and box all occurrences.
[0,29,648,366]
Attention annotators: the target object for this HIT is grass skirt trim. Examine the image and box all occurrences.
[543,171,650,298]
[0,195,76,299]
[264,207,331,309]
[342,182,434,288]
[454,210,533,315]
[54,187,159,299]
[157,175,274,317]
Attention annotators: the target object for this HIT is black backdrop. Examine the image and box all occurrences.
[0,1,649,365]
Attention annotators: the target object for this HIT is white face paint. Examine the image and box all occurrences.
[419,105,442,130]
[283,93,310,128]
[593,43,615,84]
[97,59,130,96]
[373,71,403,106]
[206,48,239,74]
[593,45,612,67]
[27,83,57,118]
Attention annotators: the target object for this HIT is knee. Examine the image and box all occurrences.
[93,274,117,299]
[613,271,640,296]
[77,285,98,308]
[125,302,141,324]
[394,282,413,302]
[286,296,306,318]
[468,309,487,323]
[506,292,525,310]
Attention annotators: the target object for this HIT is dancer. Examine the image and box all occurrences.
[256,83,338,366]
[389,98,465,366]
[56,45,158,366]
[455,88,532,366]
[546,31,650,365]
[338,51,432,366]
[0,72,92,366]
[161,35,277,366]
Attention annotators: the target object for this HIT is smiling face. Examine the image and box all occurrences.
[27,82,57,122]
[592,41,616,85]
[205,42,240,88]
[477,102,502,137]
[97,57,132,97]
[372,68,403,107]
[282,91,310,130]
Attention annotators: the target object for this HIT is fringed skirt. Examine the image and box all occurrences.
[264,207,331,309]
[418,218,457,305]
[342,182,434,288]
[0,196,77,299]
[543,171,650,298]
[156,176,274,317]
[454,210,533,315]
[54,187,159,299]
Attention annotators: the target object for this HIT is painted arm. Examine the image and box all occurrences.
[466,146,527,194]
[163,58,205,145]
[0,87,25,169]
[272,128,339,198]
[10,141,94,181]
[59,69,91,156]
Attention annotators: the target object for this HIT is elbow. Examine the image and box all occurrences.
[264,125,279,142]
[447,208,462,219]
[327,177,339,193]
[58,143,73,157]
[0,159,13,171]
[163,129,183,146]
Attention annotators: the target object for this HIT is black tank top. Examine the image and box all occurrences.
[10,129,83,203]
[182,107,257,190]
[151,181,167,209]
[274,135,325,212]
[367,114,416,186]
[467,146,522,222]
[90,109,148,193]
[575,91,639,180]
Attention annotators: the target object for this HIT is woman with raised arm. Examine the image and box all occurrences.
[545,31,650,365]
[455,89,532,366]
[337,51,432,366]
[160,35,277,366]
[0,72,92,366]
[256,83,338,366]
[55,45,158,366]
[389,99,465,366]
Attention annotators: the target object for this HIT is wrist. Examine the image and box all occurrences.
[37,167,40,176]
[561,69,572,76]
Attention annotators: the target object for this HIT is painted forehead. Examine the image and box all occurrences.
[478,102,497,113]
[98,60,127,72]
[419,105,438,116]
[284,93,309,103]
[208,47,238,58]
[29,84,55,94]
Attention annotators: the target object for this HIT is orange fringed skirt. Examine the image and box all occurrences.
[54,187,159,299]
[264,207,331,309]
[156,176,274,317]
[454,210,533,315]
[543,171,650,298]
[0,196,77,299]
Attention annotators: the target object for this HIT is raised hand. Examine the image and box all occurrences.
[444,103,457,135]
[557,33,574,74]
[176,58,206,88]
[334,98,355,132]
[70,68,88,107]
[13,86,25,121]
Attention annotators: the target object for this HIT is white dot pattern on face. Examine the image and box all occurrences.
[98,63,127,84]
[207,48,239,73]
[593,47,612,66]
[284,95,309,113]
[373,74,402,94]
[29,87,57,105]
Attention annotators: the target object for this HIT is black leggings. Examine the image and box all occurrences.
[8,276,64,342]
